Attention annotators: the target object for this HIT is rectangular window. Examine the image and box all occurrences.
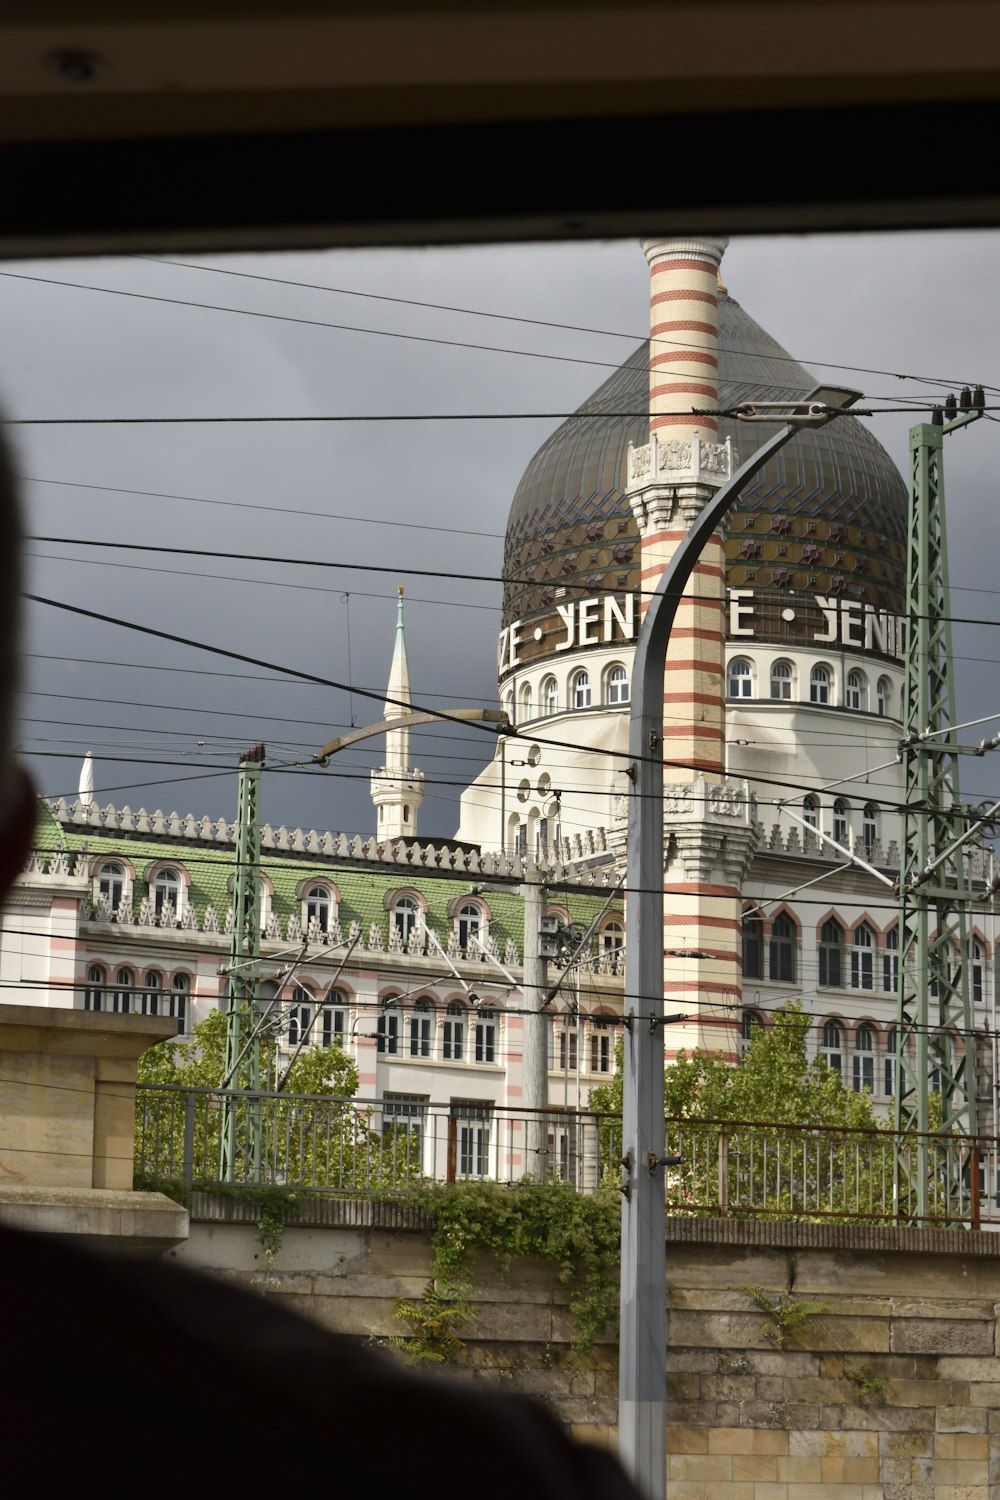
[590,1032,610,1073]
[443,1020,464,1062]
[452,1101,492,1179]
[474,1015,496,1064]
[557,1029,578,1071]
[377,1012,399,1056]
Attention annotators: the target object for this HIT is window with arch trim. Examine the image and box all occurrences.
[803,795,819,830]
[321,989,348,1047]
[556,1018,578,1072]
[392,895,420,948]
[769,913,795,982]
[606,664,629,705]
[590,1016,613,1073]
[883,927,899,992]
[168,973,189,1033]
[572,671,591,709]
[846,669,867,711]
[519,681,533,720]
[862,803,878,856]
[113,966,133,1015]
[853,1024,876,1092]
[851,923,876,990]
[443,1000,465,1062]
[154,867,182,923]
[742,914,763,979]
[770,660,793,700]
[305,885,333,932]
[728,658,753,698]
[885,1027,898,1097]
[542,676,558,716]
[456,902,483,955]
[601,918,624,972]
[84,964,105,1011]
[141,969,162,1016]
[377,996,400,1056]
[822,1019,844,1076]
[876,677,892,717]
[810,664,831,705]
[971,938,985,1005]
[97,861,125,913]
[819,920,845,987]
[474,1007,497,1064]
[833,799,849,845]
[287,986,313,1047]
[409,999,433,1059]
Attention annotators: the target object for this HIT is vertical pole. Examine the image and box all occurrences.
[220,742,264,1183]
[521,867,550,1177]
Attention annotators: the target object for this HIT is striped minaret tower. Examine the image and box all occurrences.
[371,587,425,841]
[626,238,757,1059]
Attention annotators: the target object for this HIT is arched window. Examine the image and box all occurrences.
[392,896,419,947]
[819,920,844,987]
[971,939,985,1006]
[98,861,124,912]
[810,664,831,705]
[601,919,624,973]
[377,996,400,1056]
[154,867,181,923]
[833,799,849,845]
[443,1000,465,1062]
[606,664,629,705]
[113,966,133,1015]
[305,885,331,932]
[84,964,105,1011]
[770,660,793,700]
[876,677,891,717]
[883,927,899,992]
[728,658,753,698]
[474,1007,497,1064]
[803,795,819,830]
[519,681,533,720]
[851,924,875,990]
[321,990,348,1048]
[590,1016,613,1073]
[822,1019,844,1076]
[409,999,433,1059]
[287,986,312,1047]
[846,669,867,711]
[769,913,795,982]
[885,1027,898,1097]
[542,676,558,716]
[456,902,482,955]
[556,1018,578,1072]
[168,973,189,1032]
[742,914,763,979]
[862,804,878,856]
[572,671,591,709]
[141,969,162,1016]
[853,1024,876,1093]
[739,1009,763,1057]
[503,690,514,724]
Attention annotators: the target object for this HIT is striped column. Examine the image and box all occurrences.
[627,238,755,1057]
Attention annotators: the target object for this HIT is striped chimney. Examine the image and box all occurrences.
[626,237,753,1060]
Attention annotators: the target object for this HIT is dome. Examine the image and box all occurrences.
[502,292,907,642]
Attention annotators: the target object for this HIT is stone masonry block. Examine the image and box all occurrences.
[892,1319,993,1356]
[939,1409,990,1433]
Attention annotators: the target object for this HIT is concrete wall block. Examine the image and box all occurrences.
[892,1318,993,1356]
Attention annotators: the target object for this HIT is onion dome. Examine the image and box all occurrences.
[502,293,907,659]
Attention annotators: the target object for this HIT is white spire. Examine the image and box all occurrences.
[371,588,424,840]
[78,752,94,807]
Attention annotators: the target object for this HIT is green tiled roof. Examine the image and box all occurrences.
[37,802,619,950]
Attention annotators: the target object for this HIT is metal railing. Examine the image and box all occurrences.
[134,1086,1000,1225]
[135,1085,621,1194]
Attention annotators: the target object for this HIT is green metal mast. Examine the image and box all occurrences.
[894,395,983,1222]
[220,741,265,1182]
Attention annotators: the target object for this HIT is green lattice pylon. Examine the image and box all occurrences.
[220,742,265,1183]
[894,415,981,1223]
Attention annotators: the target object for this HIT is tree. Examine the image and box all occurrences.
[590,1003,889,1221]
[135,1009,417,1192]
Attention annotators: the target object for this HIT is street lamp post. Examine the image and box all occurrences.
[618,388,861,1499]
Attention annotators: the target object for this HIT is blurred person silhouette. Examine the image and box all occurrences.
[0,425,642,1496]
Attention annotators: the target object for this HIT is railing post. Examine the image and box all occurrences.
[183,1090,196,1189]
[970,1145,981,1230]
[718,1129,729,1217]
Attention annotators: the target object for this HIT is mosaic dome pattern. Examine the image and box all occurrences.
[503,294,908,631]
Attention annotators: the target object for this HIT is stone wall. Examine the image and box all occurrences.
[173,1203,1000,1495]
